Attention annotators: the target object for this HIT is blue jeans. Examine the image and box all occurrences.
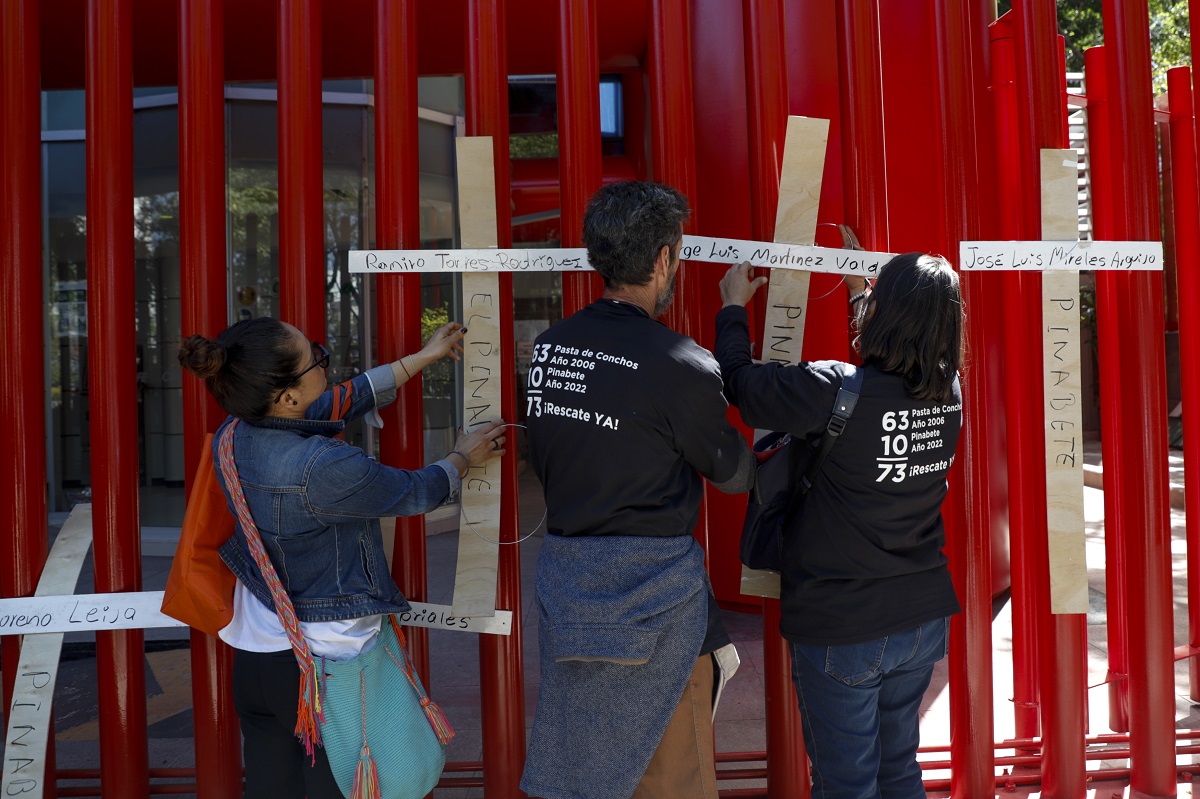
[789,617,950,799]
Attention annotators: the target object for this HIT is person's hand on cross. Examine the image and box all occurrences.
[719,261,769,308]
[391,321,467,386]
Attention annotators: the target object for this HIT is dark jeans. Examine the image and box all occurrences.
[232,648,342,799]
[789,617,950,799]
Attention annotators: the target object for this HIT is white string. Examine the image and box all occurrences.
[458,423,547,545]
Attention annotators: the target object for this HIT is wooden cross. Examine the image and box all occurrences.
[681,117,895,598]
[960,149,1164,614]
[352,123,897,603]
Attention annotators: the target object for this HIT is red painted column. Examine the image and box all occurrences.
[0,0,49,738]
[1012,3,1088,794]
[742,0,787,245]
[648,0,701,340]
[466,3,527,796]
[1084,45,1131,734]
[1084,43,1128,729]
[834,0,889,249]
[374,0,432,684]
[931,0,996,794]
[278,0,324,337]
[179,1,243,795]
[1167,65,1200,704]
[86,2,150,796]
[742,2,808,796]
[1101,1,1179,794]
[990,20,1042,743]
[1167,65,1200,703]
[557,0,604,315]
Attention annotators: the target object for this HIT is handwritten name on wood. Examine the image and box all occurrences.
[959,240,1163,271]
[681,236,891,276]
[350,248,591,273]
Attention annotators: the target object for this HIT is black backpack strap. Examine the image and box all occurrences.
[798,365,863,495]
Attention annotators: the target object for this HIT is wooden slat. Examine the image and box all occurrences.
[1040,149,1088,614]
[743,116,829,599]
[451,137,504,617]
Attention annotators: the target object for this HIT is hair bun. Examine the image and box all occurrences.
[178,334,226,379]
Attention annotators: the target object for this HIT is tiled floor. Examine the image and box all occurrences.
[6,445,1200,797]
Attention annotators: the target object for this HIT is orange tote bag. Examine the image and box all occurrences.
[161,433,237,636]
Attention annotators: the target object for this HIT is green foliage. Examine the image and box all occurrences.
[1002,0,1192,94]
[1056,1,1105,73]
[510,133,559,160]
[421,303,453,397]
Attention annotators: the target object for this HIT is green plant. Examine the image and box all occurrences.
[420,303,453,398]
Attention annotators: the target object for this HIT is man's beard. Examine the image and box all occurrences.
[652,269,678,318]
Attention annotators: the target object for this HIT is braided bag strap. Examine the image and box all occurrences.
[217,421,325,760]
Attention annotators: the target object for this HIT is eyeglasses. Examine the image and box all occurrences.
[274,341,330,403]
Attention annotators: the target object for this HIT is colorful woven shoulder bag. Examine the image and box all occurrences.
[216,421,453,799]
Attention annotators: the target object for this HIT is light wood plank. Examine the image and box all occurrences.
[1040,149,1088,614]
[759,116,829,370]
[743,116,829,598]
[451,137,504,617]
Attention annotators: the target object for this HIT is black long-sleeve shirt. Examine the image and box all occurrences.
[527,299,753,653]
[715,305,962,645]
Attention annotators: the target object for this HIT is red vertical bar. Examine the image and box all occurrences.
[465,3,527,796]
[1084,45,1131,733]
[1101,1,1179,793]
[374,0,431,684]
[742,0,787,245]
[278,0,324,337]
[179,1,243,795]
[0,0,49,732]
[1011,3,1089,794]
[1,5,59,794]
[86,2,149,796]
[990,19,1042,743]
[1167,65,1200,703]
[834,0,889,250]
[742,2,808,796]
[931,0,996,794]
[648,0,700,341]
[557,0,604,315]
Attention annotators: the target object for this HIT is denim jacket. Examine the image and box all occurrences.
[216,365,454,623]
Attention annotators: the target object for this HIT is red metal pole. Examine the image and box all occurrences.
[1083,45,1130,733]
[741,2,808,796]
[1012,3,1089,794]
[990,20,1042,743]
[86,2,149,796]
[557,0,604,315]
[374,0,432,685]
[742,0,787,245]
[179,1,243,795]
[833,0,889,250]
[465,3,527,796]
[1101,1,1178,794]
[278,0,324,337]
[1097,2,1180,794]
[647,0,702,343]
[0,5,59,793]
[1167,65,1200,703]
[930,0,996,794]
[0,0,49,740]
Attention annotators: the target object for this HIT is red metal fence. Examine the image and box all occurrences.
[1,1,1195,797]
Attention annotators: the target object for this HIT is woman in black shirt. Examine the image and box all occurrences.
[714,253,964,799]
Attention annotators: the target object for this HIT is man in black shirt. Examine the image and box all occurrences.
[519,182,753,799]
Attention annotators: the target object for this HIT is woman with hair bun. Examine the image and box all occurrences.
[714,254,964,799]
[179,317,506,798]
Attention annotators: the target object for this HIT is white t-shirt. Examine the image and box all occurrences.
[219,581,382,661]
